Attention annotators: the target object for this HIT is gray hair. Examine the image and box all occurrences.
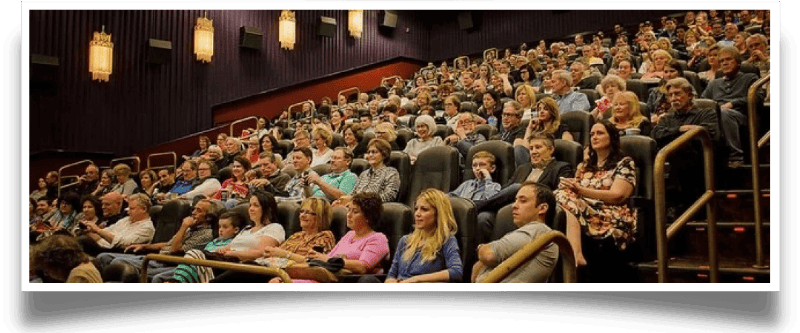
[718,46,742,64]
[552,70,572,86]
[665,78,696,100]
[600,74,626,92]
[505,101,524,117]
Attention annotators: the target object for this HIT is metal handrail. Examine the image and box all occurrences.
[480,230,577,283]
[337,87,360,104]
[110,156,141,173]
[229,116,258,138]
[453,56,470,71]
[58,175,80,194]
[146,152,177,171]
[483,48,498,61]
[286,100,317,128]
[747,74,770,269]
[654,127,718,282]
[758,131,770,150]
[140,253,292,283]
[380,75,403,87]
[57,159,94,197]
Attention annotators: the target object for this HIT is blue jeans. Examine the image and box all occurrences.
[96,252,176,282]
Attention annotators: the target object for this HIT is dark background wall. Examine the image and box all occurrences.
[29,10,430,157]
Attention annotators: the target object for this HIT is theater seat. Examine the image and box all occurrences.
[451,91,467,104]
[434,124,455,141]
[331,133,346,149]
[693,98,717,111]
[578,89,600,110]
[535,93,554,102]
[396,128,414,151]
[388,151,412,204]
[461,101,477,114]
[217,167,233,184]
[377,202,414,272]
[683,71,705,96]
[230,203,251,228]
[152,199,193,244]
[554,139,583,171]
[474,124,497,141]
[276,140,295,159]
[620,135,657,262]
[449,197,476,282]
[561,111,595,147]
[349,158,369,176]
[311,163,331,177]
[626,79,649,102]
[276,200,301,236]
[405,146,460,206]
[330,206,348,241]
[464,140,515,185]
[639,101,650,120]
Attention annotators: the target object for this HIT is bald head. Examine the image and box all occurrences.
[101,192,123,216]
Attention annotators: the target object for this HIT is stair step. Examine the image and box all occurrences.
[672,222,770,260]
[637,257,770,283]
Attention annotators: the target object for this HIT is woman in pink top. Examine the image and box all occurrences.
[275,192,389,282]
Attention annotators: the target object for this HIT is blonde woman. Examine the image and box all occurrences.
[111,164,138,197]
[384,189,462,283]
[374,122,400,151]
[610,91,651,136]
[310,126,333,168]
[641,49,673,80]
[515,84,538,122]
[523,97,573,141]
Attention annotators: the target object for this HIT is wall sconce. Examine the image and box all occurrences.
[279,10,296,50]
[348,10,363,38]
[194,12,214,63]
[89,26,113,82]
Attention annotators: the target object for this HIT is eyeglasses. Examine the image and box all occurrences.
[502,112,519,117]
[198,167,211,171]
[366,149,381,155]
[375,131,387,135]
[299,209,317,216]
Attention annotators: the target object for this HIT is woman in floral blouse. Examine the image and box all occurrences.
[555,120,636,280]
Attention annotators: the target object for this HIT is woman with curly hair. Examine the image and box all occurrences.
[523,97,573,141]
[610,92,651,136]
[30,234,101,283]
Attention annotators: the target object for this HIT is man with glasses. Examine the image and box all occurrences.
[445,112,486,158]
[306,147,359,201]
[249,153,291,194]
[156,161,198,203]
[491,101,526,145]
[283,130,311,166]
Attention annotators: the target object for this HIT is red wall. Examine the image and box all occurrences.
[212,59,424,125]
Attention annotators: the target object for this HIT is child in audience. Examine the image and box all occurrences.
[168,212,242,283]
[449,151,502,202]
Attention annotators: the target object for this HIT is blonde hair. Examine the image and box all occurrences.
[112,163,131,176]
[611,91,646,128]
[375,122,397,142]
[402,189,458,263]
[472,151,496,165]
[514,84,537,109]
[312,127,333,146]
[300,197,332,231]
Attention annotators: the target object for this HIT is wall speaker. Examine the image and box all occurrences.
[146,39,172,65]
[240,26,263,49]
[381,10,397,28]
[458,11,474,30]
[316,16,337,37]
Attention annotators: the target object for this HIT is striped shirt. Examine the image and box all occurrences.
[352,165,401,203]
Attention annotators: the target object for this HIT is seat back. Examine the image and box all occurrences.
[473,124,497,141]
[402,102,419,116]
[405,146,460,206]
[276,200,301,236]
[217,167,233,184]
[230,202,251,228]
[683,71,705,96]
[376,203,414,271]
[619,135,657,262]
[349,158,369,176]
[535,93,553,102]
[331,133,346,149]
[638,101,650,120]
[450,197,476,282]
[693,98,717,111]
[396,128,415,151]
[276,140,295,159]
[553,139,583,171]
[311,163,331,177]
[560,111,595,147]
[153,199,192,243]
[388,151,412,203]
[625,79,649,102]
[464,140,515,185]
[330,206,349,241]
[491,203,518,242]
[578,89,600,110]
[460,101,477,114]
[434,124,454,141]
[282,128,295,140]
[451,91,467,104]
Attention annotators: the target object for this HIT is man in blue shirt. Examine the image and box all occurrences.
[551,70,590,113]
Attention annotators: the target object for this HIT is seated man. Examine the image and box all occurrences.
[570,61,600,91]
[273,147,317,202]
[551,70,591,113]
[472,181,559,283]
[96,199,218,283]
[156,161,198,203]
[282,130,311,167]
[491,101,527,167]
[249,152,292,193]
[359,111,376,134]
[98,192,126,228]
[75,164,100,197]
[744,34,770,75]
[31,197,56,225]
[78,193,155,256]
[449,151,501,202]
[219,137,244,167]
[152,167,175,198]
[444,112,486,158]
[306,147,358,201]
[700,46,760,165]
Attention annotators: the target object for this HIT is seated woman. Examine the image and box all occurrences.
[277,192,390,283]
[403,115,443,165]
[641,49,673,80]
[182,135,210,161]
[254,134,282,170]
[202,145,227,172]
[489,72,513,98]
[310,127,334,168]
[517,65,541,91]
[555,121,637,280]
[74,195,103,236]
[610,91,651,137]
[343,123,366,158]
[478,91,503,131]
[523,97,573,141]
[374,122,400,151]
[516,84,538,122]
[137,169,157,198]
[348,139,401,204]
[646,59,685,125]
[176,191,286,282]
[591,75,626,121]
[30,234,101,283]
[330,109,345,135]
[111,164,139,197]
[243,137,261,165]
[212,156,251,208]
[372,189,462,283]
[211,197,336,282]
[180,159,221,202]
[90,169,116,198]
[698,44,720,83]
[31,192,82,241]
[30,177,48,202]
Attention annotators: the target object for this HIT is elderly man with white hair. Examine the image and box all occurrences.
[550,70,590,113]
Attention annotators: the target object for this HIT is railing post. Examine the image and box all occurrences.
[748,74,770,269]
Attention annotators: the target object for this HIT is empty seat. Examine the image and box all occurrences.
[153,199,192,243]
[405,146,460,206]
[553,139,583,171]
[388,151,412,204]
[275,140,295,159]
[464,140,516,185]
[560,111,595,147]
[626,79,649,102]
[376,202,414,272]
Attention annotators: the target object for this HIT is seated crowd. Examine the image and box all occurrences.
[29,9,770,284]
